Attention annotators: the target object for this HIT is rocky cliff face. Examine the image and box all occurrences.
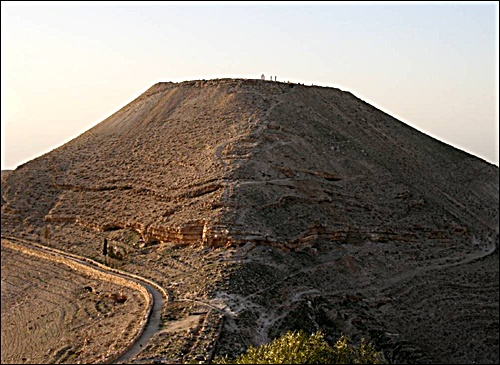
[2,78,498,363]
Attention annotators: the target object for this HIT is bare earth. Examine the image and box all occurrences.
[1,239,148,364]
[1,78,498,364]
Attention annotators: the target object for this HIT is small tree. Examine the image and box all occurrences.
[44,226,50,242]
[103,238,108,256]
[213,330,386,364]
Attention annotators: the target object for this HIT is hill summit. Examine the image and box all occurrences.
[2,78,498,363]
[2,78,497,247]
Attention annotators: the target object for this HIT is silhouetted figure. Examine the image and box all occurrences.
[103,238,108,256]
[270,75,272,81]
[274,76,277,81]
[261,74,265,80]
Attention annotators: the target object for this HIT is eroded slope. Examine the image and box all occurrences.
[1,78,498,364]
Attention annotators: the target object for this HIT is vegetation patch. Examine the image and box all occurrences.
[213,330,386,364]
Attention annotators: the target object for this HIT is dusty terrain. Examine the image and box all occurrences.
[1,239,148,364]
[1,78,498,364]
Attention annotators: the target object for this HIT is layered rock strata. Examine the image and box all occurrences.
[2,78,497,250]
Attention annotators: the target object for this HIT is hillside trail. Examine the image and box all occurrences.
[376,235,496,293]
[1,235,167,364]
[212,236,497,345]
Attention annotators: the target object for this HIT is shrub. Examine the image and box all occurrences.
[213,330,386,364]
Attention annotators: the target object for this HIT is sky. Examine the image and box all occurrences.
[1,1,498,170]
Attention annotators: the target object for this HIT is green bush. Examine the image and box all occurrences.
[213,330,386,364]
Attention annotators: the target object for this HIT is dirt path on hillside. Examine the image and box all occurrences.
[213,237,497,345]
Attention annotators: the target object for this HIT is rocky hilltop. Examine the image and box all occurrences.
[2,78,498,364]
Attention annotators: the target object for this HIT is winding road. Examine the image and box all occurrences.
[1,235,167,364]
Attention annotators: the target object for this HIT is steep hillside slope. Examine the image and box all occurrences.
[2,78,498,364]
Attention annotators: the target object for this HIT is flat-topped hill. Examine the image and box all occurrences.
[2,78,497,248]
[1,78,498,364]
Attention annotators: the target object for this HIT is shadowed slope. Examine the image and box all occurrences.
[221,82,498,248]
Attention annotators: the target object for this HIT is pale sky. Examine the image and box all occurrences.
[1,1,498,170]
